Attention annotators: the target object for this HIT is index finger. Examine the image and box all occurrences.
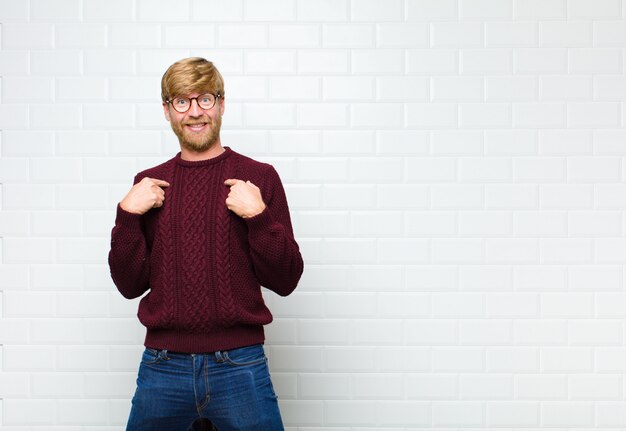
[149,178,171,188]
[224,178,243,187]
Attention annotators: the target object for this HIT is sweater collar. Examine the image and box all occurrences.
[174,146,233,167]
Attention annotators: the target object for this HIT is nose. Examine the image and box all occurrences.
[187,98,204,117]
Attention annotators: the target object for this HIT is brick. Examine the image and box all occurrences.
[322,239,377,264]
[378,348,430,371]
[461,49,512,74]
[0,0,28,20]
[192,0,242,21]
[31,158,82,183]
[218,24,266,48]
[541,293,594,318]
[598,185,626,208]
[31,104,81,129]
[541,75,592,100]
[31,264,83,290]
[432,184,484,209]
[325,401,377,426]
[513,103,565,128]
[58,400,109,425]
[57,131,108,156]
[407,265,458,291]
[377,23,429,47]
[432,402,485,426]
[378,238,429,263]
[350,264,402,291]
[486,184,537,209]
[83,0,134,21]
[2,23,54,48]
[271,130,320,154]
[0,211,28,236]
[3,184,55,210]
[461,0,513,19]
[597,402,626,427]
[350,210,404,235]
[296,0,348,21]
[299,373,350,399]
[539,129,592,155]
[460,157,512,182]
[352,49,404,74]
[0,105,29,129]
[164,24,215,48]
[486,129,538,155]
[353,374,404,399]
[486,76,537,101]
[351,103,404,128]
[0,51,29,75]
[378,401,431,426]
[31,0,80,20]
[137,0,190,21]
[4,292,56,317]
[514,320,567,345]
[569,374,621,400]
[31,211,82,236]
[487,402,539,426]
[3,399,57,425]
[432,76,484,101]
[406,211,456,236]
[569,48,621,73]
[486,22,536,47]
[298,50,349,73]
[323,24,375,48]
[514,265,567,291]
[297,211,349,237]
[32,373,83,398]
[84,104,135,128]
[431,238,484,264]
[3,77,53,103]
[300,319,350,345]
[377,292,429,317]
[514,211,567,236]
[487,293,539,317]
[323,347,376,372]
[279,400,324,426]
[56,24,106,48]
[269,77,320,100]
[408,49,458,74]
[244,0,295,21]
[406,0,457,20]
[406,374,457,399]
[460,320,512,345]
[57,77,107,102]
[540,21,592,47]
[486,347,538,372]
[297,103,348,127]
[407,103,458,128]
[31,50,81,76]
[433,130,484,155]
[514,0,565,18]
[406,157,456,182]
[377,130,429,155]
[351,0,403,21]
[324,293,377,317]
[541,347,593,372]
[459,211,512,236]
[432,22,484,47]
[569,0,621,18]
[541,238,593,263]
[3,238,55,264]
[515,48,568,74]
[322,131,375,155]
[0,158,29,183]
[461,103,511,128]
[540,184,593,209]
[110,131,162,156]
[486,239,539,263]
[568,156,621,182]
[570,211,622,236]
[109,24,161,47]
[541,402,594,426]
[513,157,566,182]
[516,375,567,399]
[269,25,319,48]
[246,51,295,73]
[569,320,621,345]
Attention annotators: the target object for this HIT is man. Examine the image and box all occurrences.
[109,57,304,431]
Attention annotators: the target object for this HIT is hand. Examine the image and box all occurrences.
[120,177,170,215]
[224,179,266,218]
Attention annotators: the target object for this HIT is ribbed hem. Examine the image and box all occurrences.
[144,325,265,353]
[244,206,275,234]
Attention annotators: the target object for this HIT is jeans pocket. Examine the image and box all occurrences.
[141,348,162,366]
[223,346,266,367]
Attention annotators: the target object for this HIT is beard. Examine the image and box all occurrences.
[170,114,222,153]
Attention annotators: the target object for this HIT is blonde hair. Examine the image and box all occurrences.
[161,57,225,102]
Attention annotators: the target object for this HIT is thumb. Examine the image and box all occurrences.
[224,178,243,187]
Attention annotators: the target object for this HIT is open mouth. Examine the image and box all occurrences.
[185,123,208,132]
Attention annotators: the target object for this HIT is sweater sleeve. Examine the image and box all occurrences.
[108,177,151,299]
[244,166,304,297]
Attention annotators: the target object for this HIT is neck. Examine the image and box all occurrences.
[180,141,225,161]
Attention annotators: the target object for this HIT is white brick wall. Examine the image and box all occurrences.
[2,0,626,428]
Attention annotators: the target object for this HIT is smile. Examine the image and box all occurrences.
[185,123,208,132]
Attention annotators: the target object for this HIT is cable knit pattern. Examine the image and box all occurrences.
[108,147,304,353]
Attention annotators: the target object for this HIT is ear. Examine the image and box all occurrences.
[218,96,225,116]
[163,102,171,122]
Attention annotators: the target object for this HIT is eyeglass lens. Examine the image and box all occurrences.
[171,94,217,113]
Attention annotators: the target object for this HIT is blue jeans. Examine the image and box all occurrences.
[126,344,284,431]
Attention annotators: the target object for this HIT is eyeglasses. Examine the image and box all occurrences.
[166,93,221,113]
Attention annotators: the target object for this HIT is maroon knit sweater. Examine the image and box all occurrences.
[108,147,303,353]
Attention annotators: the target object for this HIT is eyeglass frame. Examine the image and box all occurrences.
[165,93,222,114]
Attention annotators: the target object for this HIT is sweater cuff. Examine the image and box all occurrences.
[244,207,275,234]
[115,203,144,232]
